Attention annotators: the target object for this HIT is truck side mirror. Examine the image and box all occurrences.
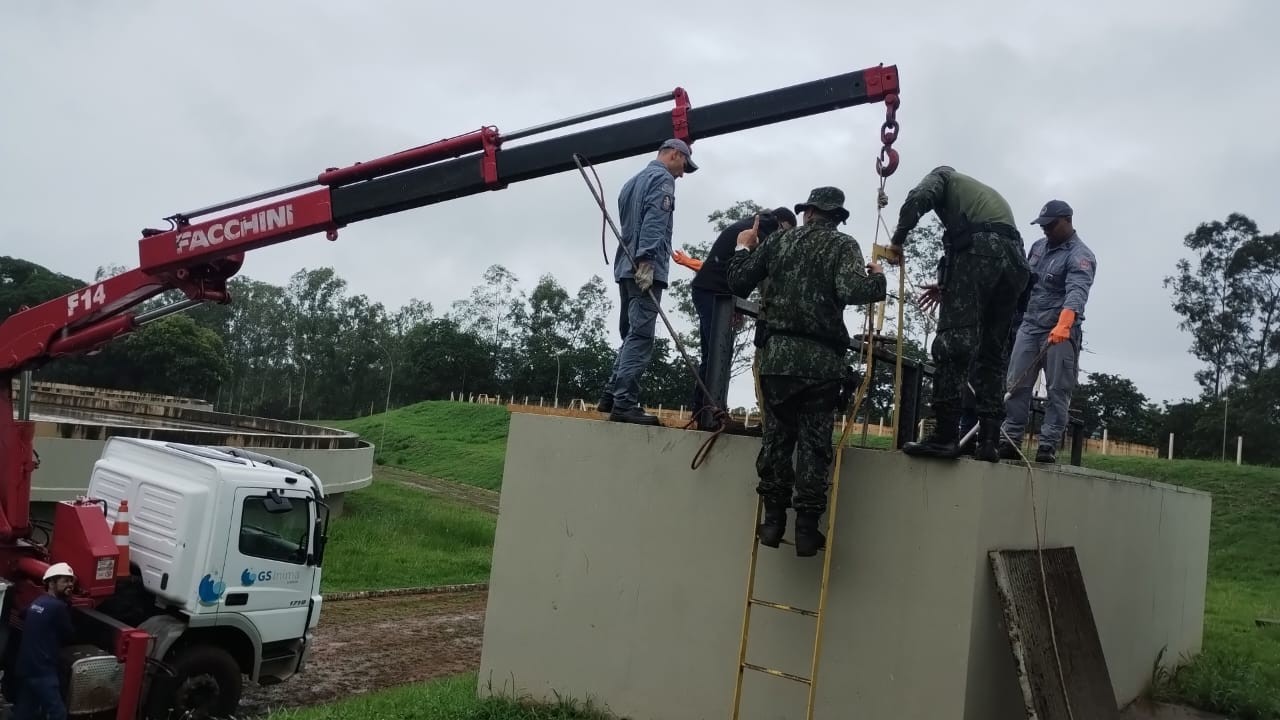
[309,501,331,567]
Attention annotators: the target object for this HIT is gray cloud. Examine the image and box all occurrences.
[2,0,1276,411]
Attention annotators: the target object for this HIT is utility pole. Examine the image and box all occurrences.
[554,349,566,408]
[1221,393,1229,462]
[370,338,395,456]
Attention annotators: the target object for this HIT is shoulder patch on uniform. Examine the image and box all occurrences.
[1078,257,1093,271]
[661,194,673,212]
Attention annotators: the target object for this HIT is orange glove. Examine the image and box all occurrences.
[1049,308,1076,344]
[673,249,702,272]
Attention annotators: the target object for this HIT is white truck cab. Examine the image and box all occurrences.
[86,437,329,718]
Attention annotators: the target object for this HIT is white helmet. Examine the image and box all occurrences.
[43,562,75,582]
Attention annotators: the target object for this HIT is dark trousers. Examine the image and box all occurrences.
[15,673,67,720]
[756,376,839,516]
[689,287,716,425]
[930,234,1030,422]
[602,279,662,411]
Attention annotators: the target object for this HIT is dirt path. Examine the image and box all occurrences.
[376,466,501,514]
[238,590,488,717]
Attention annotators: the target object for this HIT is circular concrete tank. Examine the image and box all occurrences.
[15,382,373,515]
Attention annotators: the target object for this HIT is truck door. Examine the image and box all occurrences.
[220,487,316,644]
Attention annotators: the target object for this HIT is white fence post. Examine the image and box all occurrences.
[1102,428,1109,455]
[1168,433,1174,460]
[1237,436,1243,465]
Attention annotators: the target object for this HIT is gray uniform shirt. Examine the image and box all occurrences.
[613,160,676,286]
[1020,232,1096,334]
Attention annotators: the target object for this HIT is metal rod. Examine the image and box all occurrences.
[173,178,318,221]
[749,598,818,617]
[18,370,32,421]
[504,91,676,142]
[742,662,811,685]
[135,299,203,325]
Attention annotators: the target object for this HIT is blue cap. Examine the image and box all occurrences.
[1031,199,1073,225]
[659,138,698,173]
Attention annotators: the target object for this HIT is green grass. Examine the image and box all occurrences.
[1082,455,1280,719]
[320,476,495,592]
[266,673,616,720]
[323,401,511,490]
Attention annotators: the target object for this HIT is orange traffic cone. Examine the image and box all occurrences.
[112,500,131,578]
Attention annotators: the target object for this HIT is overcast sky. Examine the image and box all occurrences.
[3,1,1276,411]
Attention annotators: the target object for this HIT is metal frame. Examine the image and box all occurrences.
[703,293,1085,466]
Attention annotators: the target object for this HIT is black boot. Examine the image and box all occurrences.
[975,417,1002,463]
[608,406,659,425]
[1035,444,1057,463]
[997,437,1022,460]
[793,511,826,558]
[756,499,788,548]
[902,413,962,459]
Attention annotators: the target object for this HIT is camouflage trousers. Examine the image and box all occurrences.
[756,376,839,515]
[931,232,1030,419]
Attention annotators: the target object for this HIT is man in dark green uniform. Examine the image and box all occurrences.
[727,187,887,557]
[885,166,1030,461]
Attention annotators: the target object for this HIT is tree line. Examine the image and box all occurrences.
[3,208,1278,463]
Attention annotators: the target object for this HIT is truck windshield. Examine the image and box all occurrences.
[239,495,310,565]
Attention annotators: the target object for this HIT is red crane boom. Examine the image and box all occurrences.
[0,64,900,719]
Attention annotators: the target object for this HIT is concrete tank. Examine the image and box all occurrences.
[477,412,1211,720]
[12,382,372,514]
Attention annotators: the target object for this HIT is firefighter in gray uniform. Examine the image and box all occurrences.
[998,200,1097,463]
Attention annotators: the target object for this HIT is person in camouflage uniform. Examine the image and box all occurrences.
[885,166,1030,462]
[727,187,887,557]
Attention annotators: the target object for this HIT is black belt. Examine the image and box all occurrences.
[941,220,1022,252]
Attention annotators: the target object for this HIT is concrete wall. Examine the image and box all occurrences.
[477,413,1211,720]
[13,382,374,514]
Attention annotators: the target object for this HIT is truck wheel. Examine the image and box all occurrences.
[145,644,243,719]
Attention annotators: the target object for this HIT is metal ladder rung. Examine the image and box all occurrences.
[742,662,811,685]
[749,597,818,617]
[777,538,825,552]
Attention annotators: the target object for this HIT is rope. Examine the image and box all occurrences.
[906,233,1069,715]
[873,182,907,450]
[1001,416,1073,720]
[570,153,732,468]
[858,182,914,449]
[581,160,610,266]
[1007,338,1072,720]
[964,335,1069,720]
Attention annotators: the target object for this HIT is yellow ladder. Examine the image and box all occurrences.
[729,300,882,720]
[729,474,843,719]
[732,242,911,717]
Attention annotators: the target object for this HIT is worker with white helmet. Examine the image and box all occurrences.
[13,562,75,720]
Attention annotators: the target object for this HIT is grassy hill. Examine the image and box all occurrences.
[1083,455,1280,718]
[323,401,511,490]
[320,477,495,592]
[320,402,1278,718]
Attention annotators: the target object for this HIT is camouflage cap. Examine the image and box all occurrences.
[794,186,849,222]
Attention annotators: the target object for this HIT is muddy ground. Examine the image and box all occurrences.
[376,466,501,513]
[238,590,488,717]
